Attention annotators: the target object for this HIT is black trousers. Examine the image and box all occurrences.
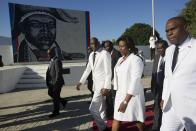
[106,87,116,119]
[151,48,155,60]
[87,72,94,96]
[152,94,162,131]
[48,87,62,113]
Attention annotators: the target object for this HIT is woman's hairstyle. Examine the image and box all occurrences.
[116,35,137,54]
[103,40,113,46]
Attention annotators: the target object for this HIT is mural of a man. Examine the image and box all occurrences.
[10,3,85,62]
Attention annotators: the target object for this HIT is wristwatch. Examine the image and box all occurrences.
[123,100,128,105]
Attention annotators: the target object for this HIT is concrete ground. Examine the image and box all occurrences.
[0,76,152,131]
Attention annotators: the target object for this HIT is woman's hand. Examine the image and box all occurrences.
[118,101,128,113]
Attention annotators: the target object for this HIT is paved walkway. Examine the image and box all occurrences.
[0,76,152,131]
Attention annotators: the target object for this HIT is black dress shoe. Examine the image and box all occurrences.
[61,100,68,108]
[152,129,159,131]
[103,127,110,131]
[48,112,59,118]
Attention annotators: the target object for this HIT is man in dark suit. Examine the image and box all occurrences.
[0,55,4,67]
[151,40,168,131]
[46,47,66,118]
[103,40,121,119]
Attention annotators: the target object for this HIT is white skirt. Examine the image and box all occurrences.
[113,90,145,122]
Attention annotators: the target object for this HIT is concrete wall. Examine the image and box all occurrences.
[114,45,151,60]
[0,61,153,92]
[0,36,13,65]
[0,45,14,65]
[136,45,151,60]
[63,65,86,86]
[0,66,26,93]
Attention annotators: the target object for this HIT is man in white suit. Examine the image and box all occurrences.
[160,16,196,131]
[76,37,112,131]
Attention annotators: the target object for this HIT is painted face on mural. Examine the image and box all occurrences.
[23,14,56,51]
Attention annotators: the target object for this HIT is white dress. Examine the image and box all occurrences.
[113,53,145,122]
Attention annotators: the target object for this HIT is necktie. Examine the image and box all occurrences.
[48,59,53,70]
[172,45,179,72]
[157,57,164,72]
[157,57,164,83]
[93,52,96,65]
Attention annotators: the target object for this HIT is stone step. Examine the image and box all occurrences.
[21,74,46,79]
[15,83,46,88]
[18,78,45,84]
[23,71,46,75]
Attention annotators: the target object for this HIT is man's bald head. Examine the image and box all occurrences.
[167,16,187,27]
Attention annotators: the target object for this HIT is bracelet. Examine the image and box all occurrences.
[123,101,128,105]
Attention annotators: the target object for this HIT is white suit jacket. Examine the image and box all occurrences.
[80,49,112,93]
[162,37,196,124]
[113,53,144,96]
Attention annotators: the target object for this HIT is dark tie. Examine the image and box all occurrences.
[172,45,179,72]
[93,52,96,65]
[158,58,164,71]
[157,58,164,83]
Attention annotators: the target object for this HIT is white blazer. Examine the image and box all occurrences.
[80,49,112,92]
[113,53,144,96]
[162,37,196,124]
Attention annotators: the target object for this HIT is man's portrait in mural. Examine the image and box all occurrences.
[10,3,87,62]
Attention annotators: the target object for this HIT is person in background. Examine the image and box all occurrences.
[161,16,196,131]
[103,40,121,119]
[0,55,4,67]
[76,37,112,131]
[151,40,168,131]
[112,35,145,131]
[46,47,67,118]
[149,35,158,60]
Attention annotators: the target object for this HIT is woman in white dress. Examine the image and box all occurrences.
[112,35,145,131]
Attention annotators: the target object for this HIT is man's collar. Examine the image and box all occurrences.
[178,35,191,49]
[94,47,103,53]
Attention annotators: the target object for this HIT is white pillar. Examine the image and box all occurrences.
[152,0,155,36]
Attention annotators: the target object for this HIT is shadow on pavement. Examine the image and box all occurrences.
[0,94,93,131]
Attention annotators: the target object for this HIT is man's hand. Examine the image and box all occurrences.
[76,82,82,90]
[160,100,164,110]
[100,88,110,96]
[118,101,128,113]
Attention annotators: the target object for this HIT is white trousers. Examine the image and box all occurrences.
[161,107,184,131]
[89,92,107,131]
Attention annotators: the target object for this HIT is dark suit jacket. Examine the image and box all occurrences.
[46,57,65,89]
[151,54,165,98]
[111,48,121,79]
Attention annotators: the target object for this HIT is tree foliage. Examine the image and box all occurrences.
[112,39,117,45]
[122,23,160,45]
[180,0,196,37]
